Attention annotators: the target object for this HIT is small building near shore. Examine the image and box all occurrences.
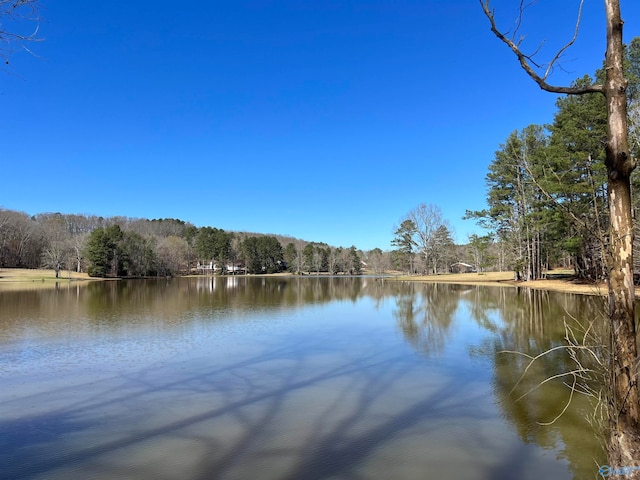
[450,262,476,274]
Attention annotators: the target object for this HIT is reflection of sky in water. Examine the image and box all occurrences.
[0,279,600,479]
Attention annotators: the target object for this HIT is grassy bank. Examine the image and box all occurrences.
[389,271,617,298]
[0,268,101,291]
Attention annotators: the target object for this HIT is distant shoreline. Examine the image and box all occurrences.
[0,268,621,298]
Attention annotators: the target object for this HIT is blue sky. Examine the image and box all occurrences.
[3,1,640,251]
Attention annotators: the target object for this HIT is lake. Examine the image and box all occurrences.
[0,276,606,479]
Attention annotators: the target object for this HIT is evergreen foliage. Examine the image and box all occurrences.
[241,236,284,274]
[391,220,418,273]
[469,39,640,280]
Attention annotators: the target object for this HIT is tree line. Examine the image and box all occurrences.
[0,209,371,277]
[1,205,478,278]
[465,37,640,281]
[387,39,640,282]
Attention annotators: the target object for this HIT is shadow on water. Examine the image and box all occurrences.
[0,277,609,479]
[1,336,482,479]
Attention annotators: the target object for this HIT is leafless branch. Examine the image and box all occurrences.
[513,369,592,403]
[543,0,585,80]
[0,0,42,65]
[480,0,603,95]
[502,344,603,394]
[500,314,607,427]
[512,0,535,44]
[522,164,584,228]
[537,374,577,425]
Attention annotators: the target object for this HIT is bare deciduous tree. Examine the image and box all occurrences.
[41,240,69,278]
[0,208,42,267]
[481,0,640,467]
[1,0,41,67]
[156,235,189,276]
[407,203,449,274]
[327,246,339,275]
[365,248,387,277]
[69,233,87,273]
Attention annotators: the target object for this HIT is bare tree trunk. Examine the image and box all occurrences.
[607,174,640,465]
[481,0,640,469]
[604,3,640,464]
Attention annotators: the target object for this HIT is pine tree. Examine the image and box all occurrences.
[391,219,417,274]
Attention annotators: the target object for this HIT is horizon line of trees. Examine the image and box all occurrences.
[0,206,496,279]
[0,209,373,277]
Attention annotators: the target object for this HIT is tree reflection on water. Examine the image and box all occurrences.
[390,282,607,479]
[0,277,608,479]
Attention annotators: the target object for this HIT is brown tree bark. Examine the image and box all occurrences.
[603,1,640,468]
[481,0,640,472]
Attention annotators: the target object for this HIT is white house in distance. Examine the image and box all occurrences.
[196,262,247,275]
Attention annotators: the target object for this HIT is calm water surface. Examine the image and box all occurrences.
[0,277,606,479]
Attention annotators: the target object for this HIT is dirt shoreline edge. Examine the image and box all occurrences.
[0,268,621,298]
[384,272,616,298]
